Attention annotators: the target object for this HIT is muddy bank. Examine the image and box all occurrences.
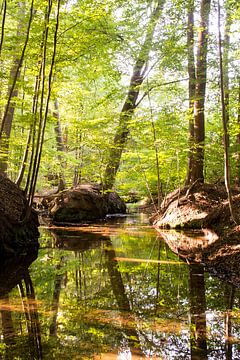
[0,174,39,259]
[151,182,240,234]
[35,184,126,224]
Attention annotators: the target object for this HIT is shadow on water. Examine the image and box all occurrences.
[2,216,240,358]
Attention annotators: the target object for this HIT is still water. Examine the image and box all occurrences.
[1,214,240,359]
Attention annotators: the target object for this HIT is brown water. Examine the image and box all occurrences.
[1,214,240,359]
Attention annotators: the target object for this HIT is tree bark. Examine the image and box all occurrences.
[191,0,211,183]
[103,0,165,190]
[185,0,196,185]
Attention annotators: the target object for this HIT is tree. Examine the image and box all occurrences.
[186,0,211,184]
[103,0,165,190]
[0,0,34,174]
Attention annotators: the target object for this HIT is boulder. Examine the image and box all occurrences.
[0,174,39,259]
[39,184,126,224]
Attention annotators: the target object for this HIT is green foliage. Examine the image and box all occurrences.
[0,0,240,195]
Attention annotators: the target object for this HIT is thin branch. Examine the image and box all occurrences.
[0,0,6,56]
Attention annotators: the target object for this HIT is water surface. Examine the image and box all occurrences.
[1,214,240,359]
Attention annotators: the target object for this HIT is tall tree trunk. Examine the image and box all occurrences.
[235,77,240,185]
[0,0,7,124]
[0,0,34,175]
[191,0,211,183]
[27,0,60,209]
[218,0,236,222]
[223,8,231,127]
[185,0,196,185]
[103,0,165,190]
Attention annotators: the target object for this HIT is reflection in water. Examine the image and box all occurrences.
[189,264,207,360]
[2,217,240,359]
[224,283,235,360]
[1,293,15,346]
[49,256,65,337]
[0,264,42,359]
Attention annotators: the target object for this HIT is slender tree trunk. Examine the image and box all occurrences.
[24,29,45,194]
[53,98,66,191]
[223,9,231,127]
[235,77,240,185]
[73,131,83,186]
[191,0,211,183]
[103,0,165,190]
[27,0,60,209]
[185,0,196,185]
[0,0,34,174]
[147,80,163,206]
[0,0,7,123]
[0,0,6,56]
[16,128,31,187]
[217,0,236,223]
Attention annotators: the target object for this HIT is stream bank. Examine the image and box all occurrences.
[152,182,240,285]
[151,182,240,231]
[0,174,39,259]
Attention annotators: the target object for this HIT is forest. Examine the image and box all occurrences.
[0,0,239,204]
[2,1,240,358]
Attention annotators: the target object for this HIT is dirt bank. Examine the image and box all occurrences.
[0,174,39,259]
[151,182,240,235]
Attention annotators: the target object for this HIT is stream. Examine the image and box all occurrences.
[1,213,240,359]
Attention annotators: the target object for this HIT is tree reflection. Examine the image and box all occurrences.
[49,256,66,337]
[224,283,235,360]
[104,239,143,357]
[188,263,207,360]
[0,293,16,346]
[0,264,42,359]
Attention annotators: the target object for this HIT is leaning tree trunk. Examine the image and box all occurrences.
[191,0,211,183]
[0,0,34,175]
[103,0,165,190]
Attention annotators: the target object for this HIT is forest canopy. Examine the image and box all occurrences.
[0,0,239,201]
